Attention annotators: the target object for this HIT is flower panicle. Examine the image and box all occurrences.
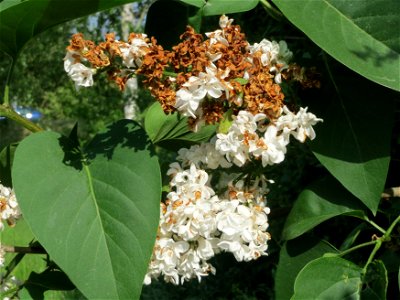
[64,15,320,126]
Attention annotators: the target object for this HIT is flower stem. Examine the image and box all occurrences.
[2,244,47,254]
[364,216,386,234]
[362,214,400,273]
[338,240,377,257]
[0,104,43,132]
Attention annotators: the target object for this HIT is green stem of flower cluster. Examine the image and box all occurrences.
[337,214,400,274]
[361,214,400,273]
[364,216,386,234]
[0,103,43,133]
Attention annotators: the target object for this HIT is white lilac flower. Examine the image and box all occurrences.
[67,63,95,89]
[216,179,271,261]
[0,244,5,267]
[0,275,21,297]
[175,64,229,118]
[119,34,149,68]
[275,106,323,143]
[215,111,270,167]
[293,107,323,142]
[258,125,287,166]
[215,130,249,167]
[248,39,293,84]
[177,137,232,169]
[219,14,234,29]
[63,51,80,74]
[0,184,21,231]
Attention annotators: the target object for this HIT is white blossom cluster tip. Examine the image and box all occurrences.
[248,39,293,84]
[64,51,96,89]
[145,163,271,285]
[176,137,232,169]
[174,15,293,118]
[215,107,322,167]
[0,275,22,299]
[0,244,5,268]
[64,33,150,89]
[0,184,21,231]
[119,34,150,68]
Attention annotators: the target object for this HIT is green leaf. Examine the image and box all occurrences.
[0,0,139,58]
[144,102,216,147]
[201,0,259,16]
[12,120,161,300]
[0,143,16,187]
[282,175,367,240]
[271,0,400,91]
[361,260,388,300]
[309,75,394,215]
[218,109,234,134]
[292,256,363,299]
[275,236,338,300]
[180,0,204,8]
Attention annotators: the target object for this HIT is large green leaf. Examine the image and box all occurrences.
[282,175,367,240]
[180,0,259,16]
[0,0,138,58]
[275,236,338,300]
[272,0,400,91]
[292,256,363,299]
[12,120,161,300]
[309,75,394,215]
[144,102,216,147]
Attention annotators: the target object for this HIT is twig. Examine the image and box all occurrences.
[2,245,47,254]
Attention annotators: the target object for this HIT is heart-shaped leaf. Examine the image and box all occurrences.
[180,0,259,16]
[272,0,400,91]
[292,256,363,299]
[275,236,338,300]
[12,120,161,300]
[0,0,138,58]
[309,76,394,215]
[282,175,367,240]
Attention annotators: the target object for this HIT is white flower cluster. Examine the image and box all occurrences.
[174,15,293,118]
[0,184,21,270]
[64,51,96,89]
[215,108,322,167]
[64,34,150,89]
[248,39,293,84]
[0,276,22,299]
[119,34,149,68]
[0,184,21,231]
[145,163,271,285]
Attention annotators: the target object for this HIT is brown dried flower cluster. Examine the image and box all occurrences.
[65,15,320,126]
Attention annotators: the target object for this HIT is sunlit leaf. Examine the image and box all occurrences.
[0,0,139,58]
[292,256,363,299]
[275,236,338,300]
[272,0,400,91]
[282,175,367,240]
[12,120,161,299]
